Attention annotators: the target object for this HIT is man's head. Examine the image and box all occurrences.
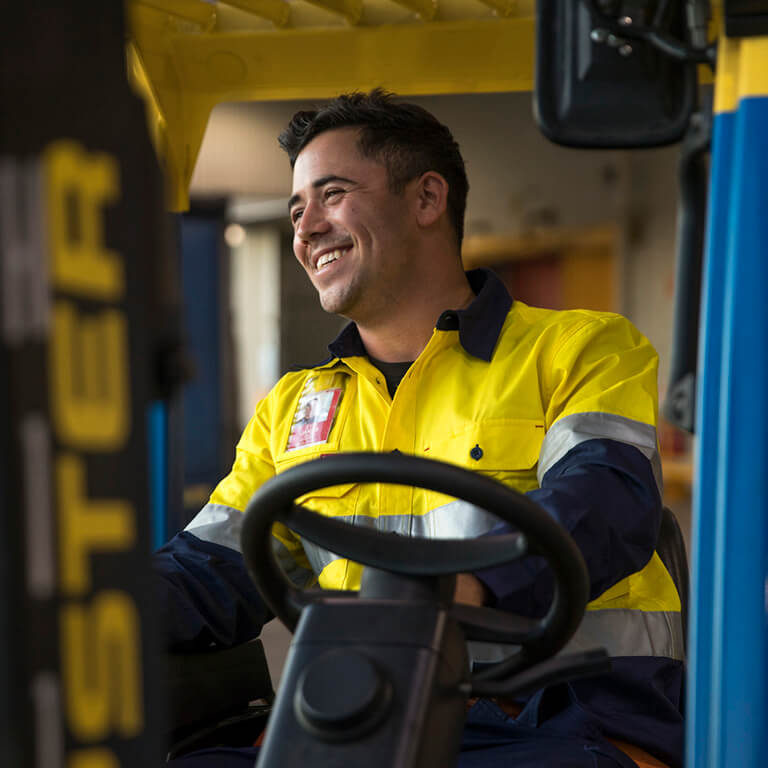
[280,90,470,325]
[279,89,469,247]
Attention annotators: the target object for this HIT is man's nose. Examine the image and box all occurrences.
[295,199,330,241]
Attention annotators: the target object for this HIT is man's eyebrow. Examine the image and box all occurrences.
[288,175,357,213]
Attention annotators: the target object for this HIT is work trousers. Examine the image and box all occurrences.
[165,698,640,767]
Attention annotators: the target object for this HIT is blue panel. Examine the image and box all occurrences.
[148,401,168,549]
[180,216,222,487]
[710,94,768,767]
[686,109,735,768]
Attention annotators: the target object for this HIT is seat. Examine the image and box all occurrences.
[165,639,274,760]
[656,506,690,647]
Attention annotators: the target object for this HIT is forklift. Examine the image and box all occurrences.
[1,1,765,766]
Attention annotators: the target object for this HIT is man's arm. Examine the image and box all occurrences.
[153,395,312,651]
[154,530,271,652]
[472,314,663,617]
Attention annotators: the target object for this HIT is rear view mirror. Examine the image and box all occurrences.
[534,0,698,148]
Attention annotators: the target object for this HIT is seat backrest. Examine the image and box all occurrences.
[166,638,274,744]
[656,506,690,649]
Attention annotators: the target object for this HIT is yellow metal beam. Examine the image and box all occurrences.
[473,0,519,17]
[714,35,768,114]
[133,0,217,30]
[221,0,291,28]
[170,16,534,97]
[130,16,535,209]
[302,0,363,24]
[387,0,437,22]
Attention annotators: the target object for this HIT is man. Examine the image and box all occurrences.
[157,90,684,767]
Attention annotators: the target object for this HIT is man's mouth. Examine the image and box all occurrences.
[315,246,350,272]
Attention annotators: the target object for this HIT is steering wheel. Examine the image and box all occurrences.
[240,452,591,686]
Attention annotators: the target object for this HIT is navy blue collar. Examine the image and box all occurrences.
[327,269,512,363]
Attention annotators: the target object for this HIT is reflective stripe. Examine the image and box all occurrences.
[410,500,500,538]
[469,607,685,668]
[185,502,244,551]
[303,541,340,575]
[538,412,663,493]
[186,502,315,587]
[566,607,685,660]
[303,499,500,574]
[306,499,498,540]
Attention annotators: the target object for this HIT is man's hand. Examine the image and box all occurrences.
[454,573,490,606]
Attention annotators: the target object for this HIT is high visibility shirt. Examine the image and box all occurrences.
[186,269,681,661]
[158,269,684,766]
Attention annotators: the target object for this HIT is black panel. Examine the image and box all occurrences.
[1,2,171,764]
[534,0,698,148]
[724,0,768,36]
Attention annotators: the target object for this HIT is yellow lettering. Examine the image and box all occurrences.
[57,454,135,595]
[62,592,143,741]
[68,748,119,768]
[51,300,129,450]
[46,141,123,299]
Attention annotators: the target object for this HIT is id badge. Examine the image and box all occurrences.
[285,371,348,452]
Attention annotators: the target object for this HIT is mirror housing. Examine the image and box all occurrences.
[534,0,698,148]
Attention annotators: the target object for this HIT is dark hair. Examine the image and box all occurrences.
[278,89,469,246]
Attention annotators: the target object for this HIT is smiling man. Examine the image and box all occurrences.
[157,90,684,768]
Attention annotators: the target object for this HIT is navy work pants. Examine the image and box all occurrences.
[166,699,639,767]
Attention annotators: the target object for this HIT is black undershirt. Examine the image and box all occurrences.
[368,357,413,398]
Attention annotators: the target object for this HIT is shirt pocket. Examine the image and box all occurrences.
[273,447,361,522]
[421,419,545,514]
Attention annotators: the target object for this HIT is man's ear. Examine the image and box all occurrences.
[413,171,449,228]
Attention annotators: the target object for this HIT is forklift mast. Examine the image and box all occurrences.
[1,2,767,766]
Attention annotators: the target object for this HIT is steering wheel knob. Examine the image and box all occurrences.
[295,649,392,741]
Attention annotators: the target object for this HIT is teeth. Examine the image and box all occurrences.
[316,249,344,270]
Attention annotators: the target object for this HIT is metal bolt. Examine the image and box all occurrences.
[590,27,609,43]
[617,15,633,26]
[618,44,633,56]
[606,34,624,47]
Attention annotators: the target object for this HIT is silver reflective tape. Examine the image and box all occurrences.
[23,414,54,599]
[273,538,315,588]
[562,607,685,661]
[185,502,244,552]
[302,540,340,575]
[314,501,499,540]
[411,500,500,538]
[469,607,684,669]
[186,502,315,587]
[537,412,663,493]
[0,157,49,345]
[32,673,63,768]
[304,502,501,577]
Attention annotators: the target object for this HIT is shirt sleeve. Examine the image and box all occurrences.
[153,391,312,650]
[153,531,272,652]
[474,314,663,617]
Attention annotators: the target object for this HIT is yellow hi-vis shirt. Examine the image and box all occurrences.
[186,270,683,664]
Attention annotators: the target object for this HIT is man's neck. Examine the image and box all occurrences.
[356,276,475,362]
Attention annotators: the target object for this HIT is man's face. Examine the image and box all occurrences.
[289,127,417,321]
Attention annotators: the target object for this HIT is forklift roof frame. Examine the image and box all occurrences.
[71,4,768,766]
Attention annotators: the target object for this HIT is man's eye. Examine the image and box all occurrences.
[291,210,303,225]
[324,188,344,200]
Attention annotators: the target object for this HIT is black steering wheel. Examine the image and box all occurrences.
[240,452,591,686]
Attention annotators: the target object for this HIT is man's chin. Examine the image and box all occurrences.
[318,287,357,317]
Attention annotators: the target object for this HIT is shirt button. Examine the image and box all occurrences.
[470,444,483,461]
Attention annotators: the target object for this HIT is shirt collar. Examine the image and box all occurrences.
[327,268,512,363]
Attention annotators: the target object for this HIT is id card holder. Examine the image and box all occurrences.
[285,371,348,452]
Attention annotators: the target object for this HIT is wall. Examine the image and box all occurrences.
[192,92,681,390]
